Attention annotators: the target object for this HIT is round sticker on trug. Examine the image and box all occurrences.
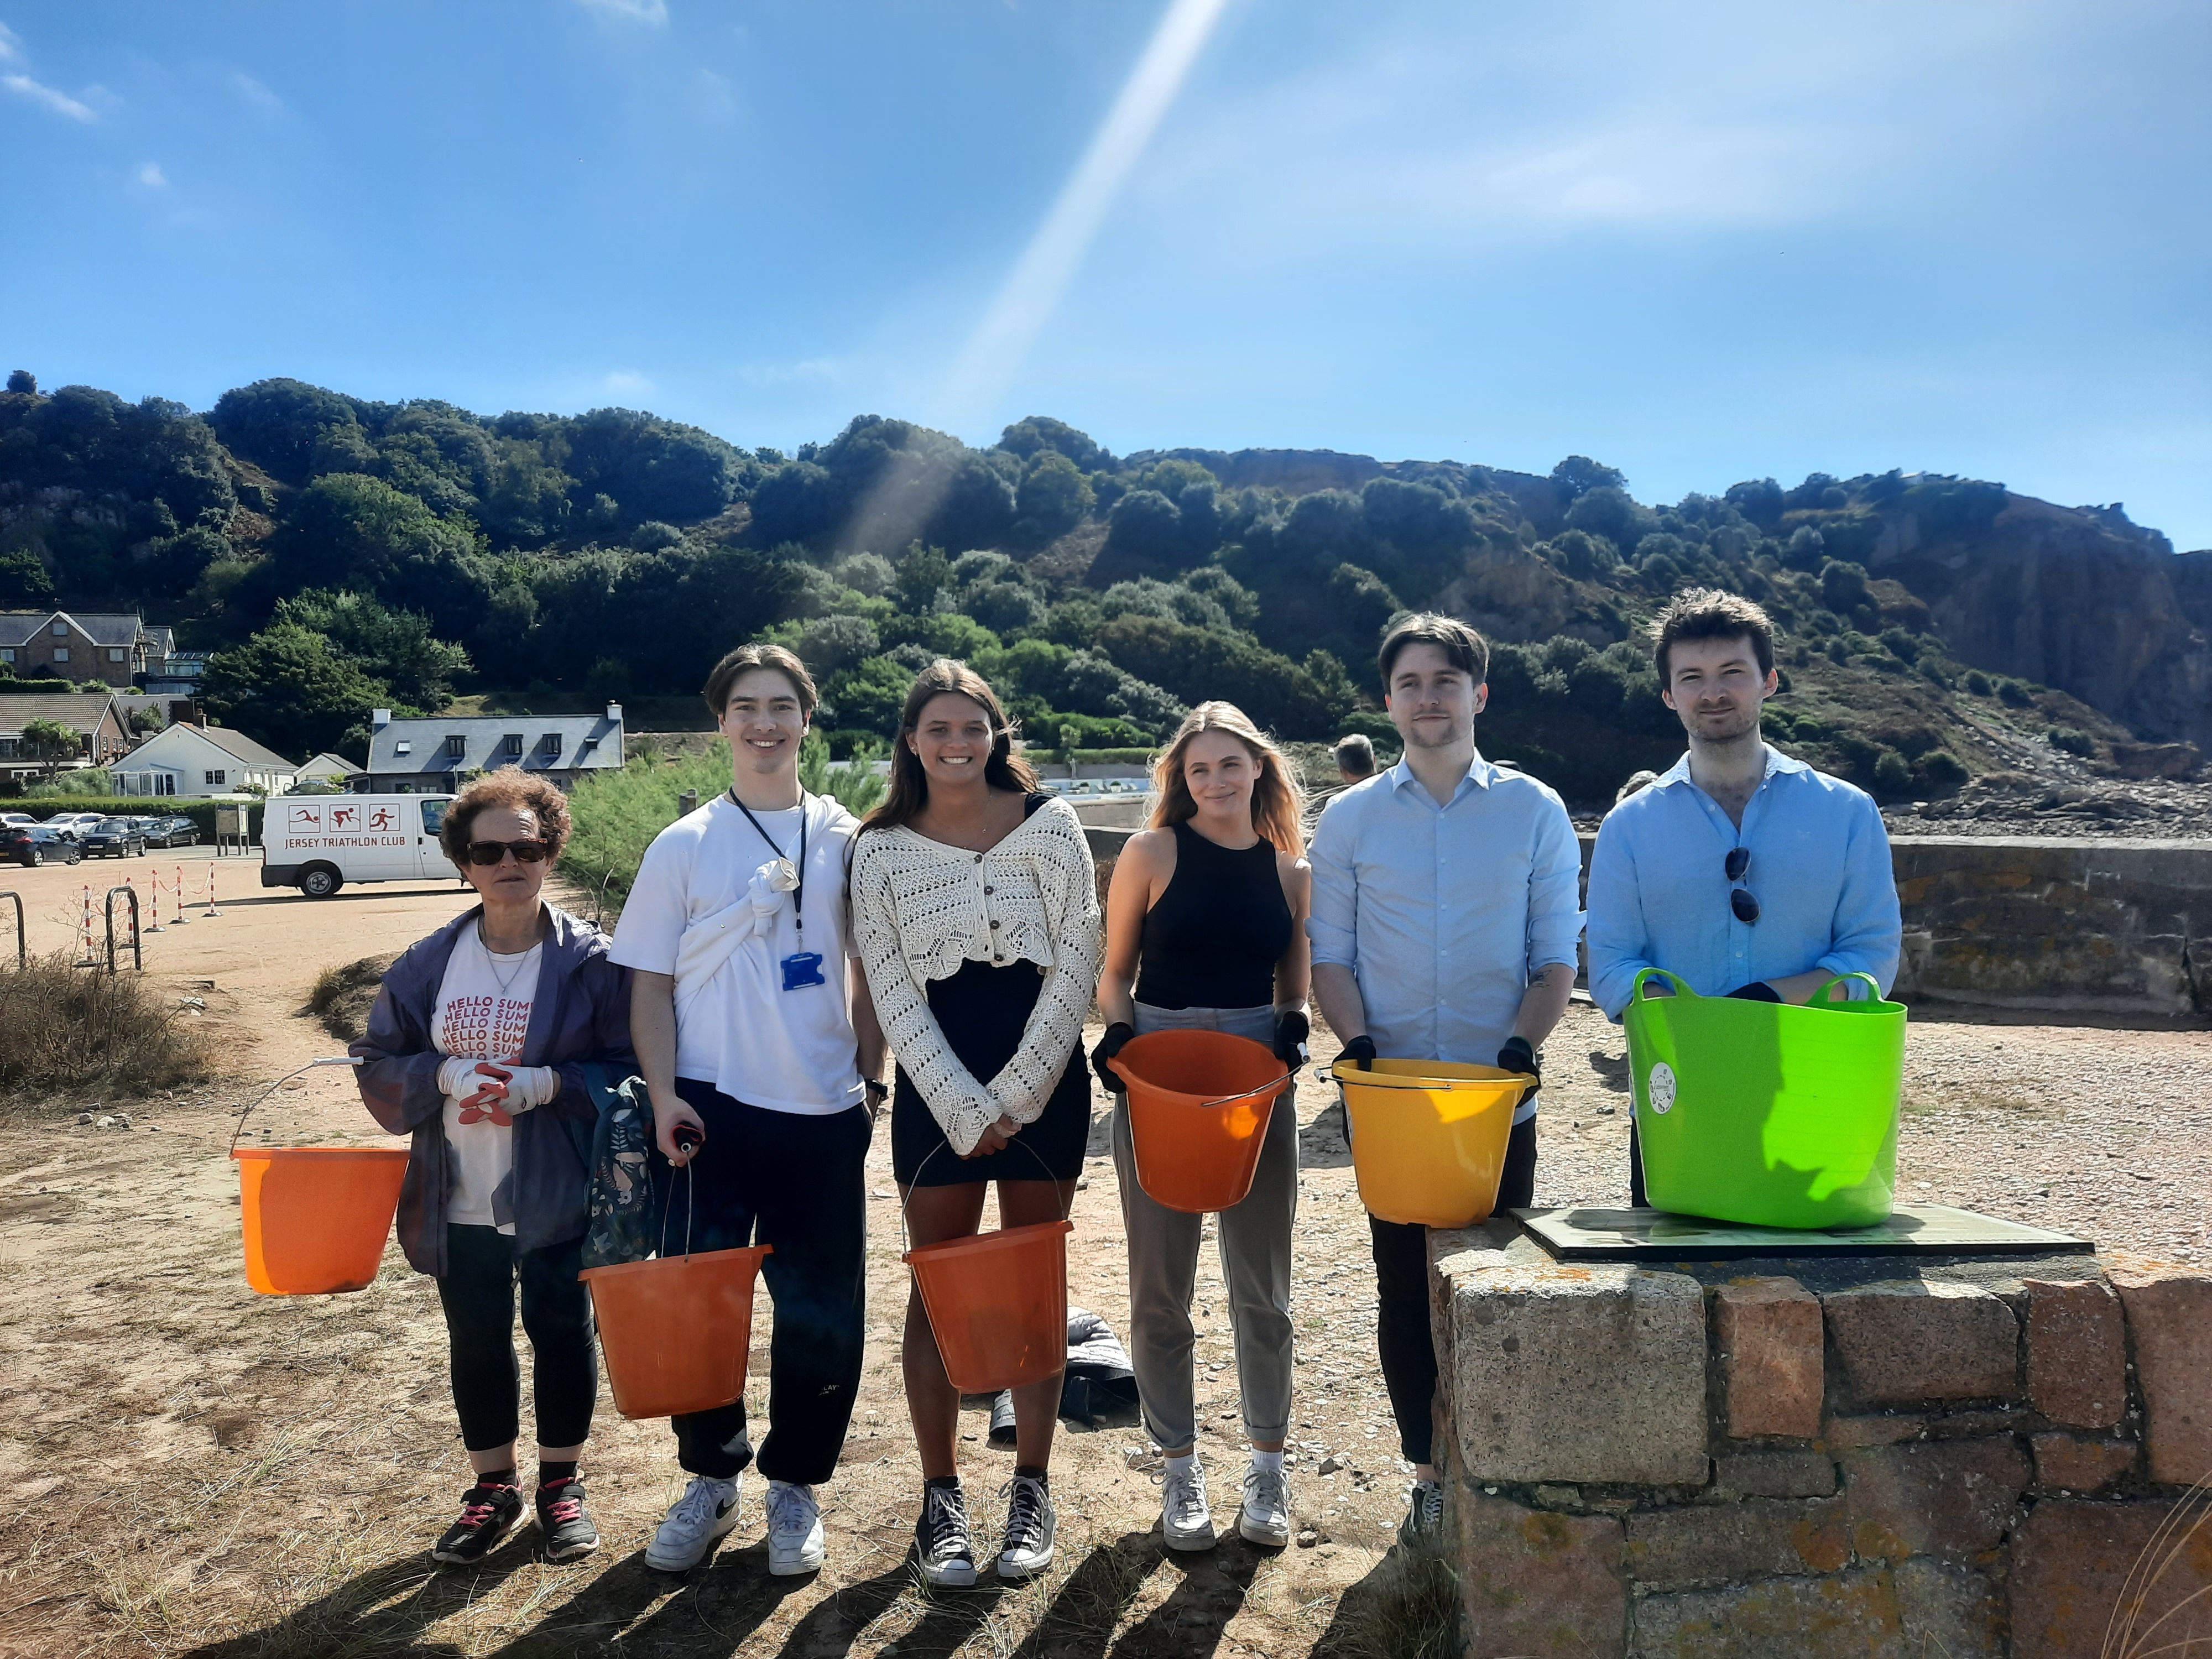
[1647,1062,1677,1115]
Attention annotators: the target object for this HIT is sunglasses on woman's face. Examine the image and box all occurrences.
[466,839,550,868]
[1725,845,1760,924]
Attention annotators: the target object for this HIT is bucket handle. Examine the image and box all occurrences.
[227,1056,367,1155]
[1324,1061,1541,1105]
[1808,972,1882,1007]
[659,1159,698,1261]
[1630,968,1696,1001]
[898,1132,1067,1260]
[1105,1056,1294,1114]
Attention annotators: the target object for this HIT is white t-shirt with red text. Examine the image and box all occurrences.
[431,920,542,1233]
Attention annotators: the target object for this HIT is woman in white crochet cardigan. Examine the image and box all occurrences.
[850,660,1102,1590]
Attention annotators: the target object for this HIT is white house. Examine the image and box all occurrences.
[108,722,299,799]
[293,752,364,789]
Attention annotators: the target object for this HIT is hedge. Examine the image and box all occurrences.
[4,797,267,841]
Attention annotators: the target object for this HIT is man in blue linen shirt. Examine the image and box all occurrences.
[1585,588,1902,1204]
[1308,613,1583,1550]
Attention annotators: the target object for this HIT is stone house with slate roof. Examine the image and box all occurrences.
[362,705,625,792]
[0,611,174,684]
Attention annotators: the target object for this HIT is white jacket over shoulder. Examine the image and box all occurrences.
[850,795,1102,1156]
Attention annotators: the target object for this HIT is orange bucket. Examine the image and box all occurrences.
[1109,1030,1292,1213]
[906,1220,1072,1395]
[231,1146,409,1295]
[581,1245,772,1420]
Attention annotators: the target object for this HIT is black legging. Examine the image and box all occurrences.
[1368,1114,1537,1465]
[436,1224,597,1453]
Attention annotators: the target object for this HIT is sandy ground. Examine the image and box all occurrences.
[0,860,2206,1657]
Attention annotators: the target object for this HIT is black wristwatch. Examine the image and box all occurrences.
[863,1078,890,1108]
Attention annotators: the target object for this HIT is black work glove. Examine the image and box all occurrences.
[1728,981,1783,1003]
[1272,1009,1311,1068]
[1091,1021,1135,1093]
[1497,1035,1540,1077]
[1338,1033,1377,1071]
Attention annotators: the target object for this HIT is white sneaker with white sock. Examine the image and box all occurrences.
[765,1480,826,1575]
[1238,1453,1291,1547]
[1160,1454,1215,1552]
[646,1474,742,1572]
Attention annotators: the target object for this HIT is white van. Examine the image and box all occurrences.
[260,794,457,898]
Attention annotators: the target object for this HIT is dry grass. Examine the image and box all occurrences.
[2104,1475,2212,1658]
[0,950,214,1106]
[305,953,397,1044]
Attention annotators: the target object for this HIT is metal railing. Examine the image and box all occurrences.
[0,892,21,971]
[103,885,141,974]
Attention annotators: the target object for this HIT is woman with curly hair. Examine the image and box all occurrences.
[849,660,1101,1589]
[353,766,633,1567]
[1089,702,1311,1554]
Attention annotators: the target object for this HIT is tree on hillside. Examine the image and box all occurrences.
[202,623,392,759]
[273,589,471,708]
[18,718,82,780]
[0,545,54,606]
[5,371,33,395]
[1096,615,1352,739]
[210,378,366,485]
[261,473,491,635]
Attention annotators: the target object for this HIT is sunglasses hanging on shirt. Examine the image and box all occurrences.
[729,790,827,990]
[1724,844,1761,924]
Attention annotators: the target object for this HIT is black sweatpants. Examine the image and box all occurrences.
[1369,1113,1537,1466]
[436,1224,597,1453]
[665,1078,872,1486]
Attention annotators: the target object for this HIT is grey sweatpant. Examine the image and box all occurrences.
[1112,1002,1298,1452]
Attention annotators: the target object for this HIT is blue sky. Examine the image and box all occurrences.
[4,1,2208,548]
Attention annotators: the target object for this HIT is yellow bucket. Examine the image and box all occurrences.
[1331,1060,1541,1228]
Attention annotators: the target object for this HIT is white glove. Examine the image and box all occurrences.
[502,1066,560,1112]
[439,1056,502,1100]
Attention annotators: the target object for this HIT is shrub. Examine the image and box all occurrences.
[1963,669,1992,696]
[2047,727,2098,757]
[0,953,215,1104]
[306,953,396,1043]
[1916,750,1969,791]
[1871,749,1913,797]
[1997,679,2033,708]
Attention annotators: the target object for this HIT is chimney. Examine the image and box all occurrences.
[371,708,392,729]
[605,702,623,724]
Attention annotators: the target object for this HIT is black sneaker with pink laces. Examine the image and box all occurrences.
[432,1477,525,1564]
[536,1475,600,1562]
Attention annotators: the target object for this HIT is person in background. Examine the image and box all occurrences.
[851,660,1102,1589]
[1334,733,1377,787]
[1615,769,1658,805]
[1306,613,1583,1551]
[354,768,634,1567]
[611,643,886,1577]
[1091,702,1312,1554]
[1585,590,1902,1204]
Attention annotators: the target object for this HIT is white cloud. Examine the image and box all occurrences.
[4,72,97,123]
[0,22,21,63]
[603,370,654,398]
[576,0,669,23]
[232,72,283,112]
[135,161,168,189]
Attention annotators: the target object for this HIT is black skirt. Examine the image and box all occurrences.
[892,957,1093,1188]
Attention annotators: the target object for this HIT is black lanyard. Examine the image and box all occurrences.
[728,790,807,936]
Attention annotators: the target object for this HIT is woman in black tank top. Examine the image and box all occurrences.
[1089,701,1312,1553]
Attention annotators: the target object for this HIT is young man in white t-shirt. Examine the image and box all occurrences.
[609,643,888,1577]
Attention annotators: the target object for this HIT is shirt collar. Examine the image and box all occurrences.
[1386,750,1496,799]
[1652,743,1806,791]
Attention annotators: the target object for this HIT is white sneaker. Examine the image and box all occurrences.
[645,1474,742,1572]
[1237,1462,1291,1547]
[1160,1458,1215,1552]
[995,1474,1056,1580]
[765,1480,826,1576]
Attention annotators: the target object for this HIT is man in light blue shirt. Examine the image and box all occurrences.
[1585,588,1902,1204]
[1308,613,1583,1550]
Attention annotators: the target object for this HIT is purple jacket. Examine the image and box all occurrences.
[352,902,634,1276]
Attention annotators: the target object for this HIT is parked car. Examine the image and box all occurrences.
[80,817,150,858]
[0,812,35,831]
[4,825,85,868]
[142,815,200,849]
[41,812,104,839]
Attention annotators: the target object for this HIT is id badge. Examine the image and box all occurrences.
[780,951,827,991]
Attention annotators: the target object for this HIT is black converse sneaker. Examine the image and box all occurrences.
[995,1473,1056,1580]
[432,1478,525,1564]
[536,1475,600,1563]
[914,1481,978,1589]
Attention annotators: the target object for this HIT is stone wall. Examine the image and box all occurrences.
[1427,1227,2212,1657]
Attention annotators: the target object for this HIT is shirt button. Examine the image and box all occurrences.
[974,854,984,864]
[984,885,994,895]
[989,919,1000,930]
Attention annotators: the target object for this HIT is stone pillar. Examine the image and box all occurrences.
[1430,1232,2212,1659]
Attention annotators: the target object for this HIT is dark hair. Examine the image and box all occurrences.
[703,643,817,723]
[1650,588,1776,685]
[441,766,572,868]
[860,660,1039,834]
[1333,733,1376,778]
[1377,612,1489,691]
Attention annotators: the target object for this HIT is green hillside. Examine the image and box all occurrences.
[3,371,2204,807]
